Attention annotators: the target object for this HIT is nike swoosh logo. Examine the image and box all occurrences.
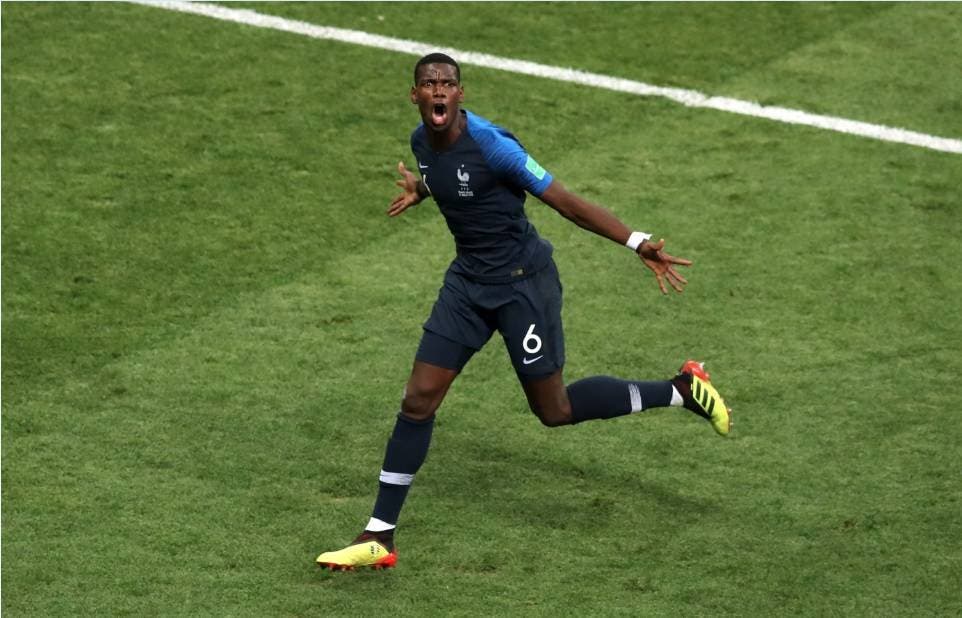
[418,162,428,169]
[522,355,544,365]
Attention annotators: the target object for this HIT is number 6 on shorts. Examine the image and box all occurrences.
[523,323,542,354]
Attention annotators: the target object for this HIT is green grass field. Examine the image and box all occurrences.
[3,2,961,615]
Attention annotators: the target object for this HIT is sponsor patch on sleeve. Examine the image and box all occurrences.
[524,155,547,180]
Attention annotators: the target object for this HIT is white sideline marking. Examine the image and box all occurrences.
[130,0,962,155]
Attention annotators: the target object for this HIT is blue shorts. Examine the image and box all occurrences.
[416,260,565,382]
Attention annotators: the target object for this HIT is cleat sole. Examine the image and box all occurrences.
[316,557,396,571]
[315,538,397,571]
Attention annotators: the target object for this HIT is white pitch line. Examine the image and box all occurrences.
[130,0,962,155]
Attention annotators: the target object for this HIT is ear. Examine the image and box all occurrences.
[410,86,417,104]
[457,86,465,103]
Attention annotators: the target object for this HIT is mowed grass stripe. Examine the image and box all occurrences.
[131,0,962,153]
[1,220,449,614]
[716,2,962,138]
[1,2,423,400]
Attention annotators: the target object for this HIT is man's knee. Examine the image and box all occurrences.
[401,381,445,421]
[400,362,458,421]
[522,370,572,427]
[529,399,572,427]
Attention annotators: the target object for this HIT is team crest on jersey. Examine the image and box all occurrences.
[457,165,474,198]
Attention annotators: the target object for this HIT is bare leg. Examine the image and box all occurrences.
[521,369,573,426]
[401,360,459,421]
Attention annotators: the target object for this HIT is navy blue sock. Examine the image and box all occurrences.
[567,376,673,424]
[370,412,435,528]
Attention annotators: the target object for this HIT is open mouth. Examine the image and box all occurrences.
[431,103,448,126]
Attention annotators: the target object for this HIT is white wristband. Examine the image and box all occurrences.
[626,231,652,251]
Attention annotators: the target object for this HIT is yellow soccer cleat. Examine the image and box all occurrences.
[674,360,732,436]
[316,534,397,571]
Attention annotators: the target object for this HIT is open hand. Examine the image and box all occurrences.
[387,161,423,217]
[637,238,692,294]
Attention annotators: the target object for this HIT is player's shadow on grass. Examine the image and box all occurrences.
[425,427,719,534]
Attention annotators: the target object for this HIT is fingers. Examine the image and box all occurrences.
[666,265,688,286]
[666,272,685,293]
[640,238,696,294]
[663,263,687,293]
[644,258,687,294]
[397,161,408,175]
[387,197,406,217]
[654,246,691,267]
[655,272,668,295]
[642,259,669,294]
[644,239,692,267]
[387,195,416,217]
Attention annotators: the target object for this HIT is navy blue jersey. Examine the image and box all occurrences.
[411,110,555,283]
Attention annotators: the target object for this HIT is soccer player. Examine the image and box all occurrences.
[316,53,731,571]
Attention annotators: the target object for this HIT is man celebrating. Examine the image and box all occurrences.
[316,53,731,571]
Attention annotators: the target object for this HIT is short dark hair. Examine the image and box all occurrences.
[414,53,460,84]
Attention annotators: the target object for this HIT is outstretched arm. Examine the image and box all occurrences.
[538,180,692,294]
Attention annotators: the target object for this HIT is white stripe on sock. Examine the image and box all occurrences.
[670,385,684,407]
[629,383,643,413]
[365,517,395,532]
[379,470,414,486]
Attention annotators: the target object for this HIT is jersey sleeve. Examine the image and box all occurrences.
[470,120,554,197]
